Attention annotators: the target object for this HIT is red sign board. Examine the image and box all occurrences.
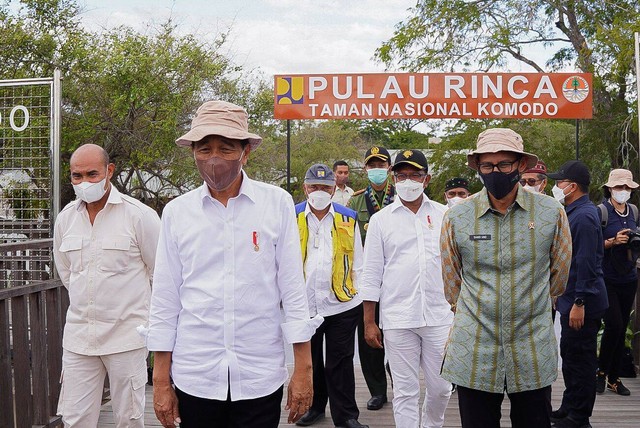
[274,73,592,120]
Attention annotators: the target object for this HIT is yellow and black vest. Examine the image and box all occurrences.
[295,202,358,302]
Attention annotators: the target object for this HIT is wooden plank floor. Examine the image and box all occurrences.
[98,367,640,427]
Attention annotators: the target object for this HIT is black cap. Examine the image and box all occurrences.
[364,146,391,164]
[445,177,469,191]
[547,160,590,185]
[392,149,428,172]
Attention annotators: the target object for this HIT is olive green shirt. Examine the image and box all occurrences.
[440,187,572,393]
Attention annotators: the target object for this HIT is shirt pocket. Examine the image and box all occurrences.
[336,222,355,252]
[59,237,83,272]
[99,236,131,273]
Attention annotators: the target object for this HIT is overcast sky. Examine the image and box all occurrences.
[77,0,423,77]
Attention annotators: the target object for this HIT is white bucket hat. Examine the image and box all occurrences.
[176,100,262,150]
[467,128,538,170]
[603,168,639,189]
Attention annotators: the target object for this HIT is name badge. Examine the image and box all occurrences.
[469,234,491,241]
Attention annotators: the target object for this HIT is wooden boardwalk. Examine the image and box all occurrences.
[98,368,640,427]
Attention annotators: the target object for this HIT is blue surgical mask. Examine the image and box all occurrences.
[367,168,388,185]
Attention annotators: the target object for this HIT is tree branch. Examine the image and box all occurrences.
[501,47,545,72]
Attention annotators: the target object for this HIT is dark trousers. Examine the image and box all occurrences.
[175,385,283,428]
[357,301,388,397]
[598,280,637,380]
[311,304,361,425]
[457,385,551,428]
[559,313,602,425]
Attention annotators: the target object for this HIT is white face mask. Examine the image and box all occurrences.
[552,184,573,205]
[307,190,332,210]
[523,184,542,193]
[395,179,424,202]
[73,177,108,203]
[612,189,631,204]
[446,196,465,207]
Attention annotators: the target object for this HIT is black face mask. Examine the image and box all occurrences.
[479,169,520,200]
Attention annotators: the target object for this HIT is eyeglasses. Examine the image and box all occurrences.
[394,172,426,182]
[519,178,543,186]
[477,159,520,174]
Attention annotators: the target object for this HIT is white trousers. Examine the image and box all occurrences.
[57,348,147,428]
[384,325,452,428]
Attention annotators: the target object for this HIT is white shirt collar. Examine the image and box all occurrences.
[304,201,335,220]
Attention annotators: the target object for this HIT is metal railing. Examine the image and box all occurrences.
[0,239,66,428]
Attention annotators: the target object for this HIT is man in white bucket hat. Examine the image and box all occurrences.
[440,128,573,428]
[147,100,322,428]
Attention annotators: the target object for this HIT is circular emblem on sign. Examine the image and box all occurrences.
[371,147,379,155]
[562,76,589,103]
[403,150,413,158]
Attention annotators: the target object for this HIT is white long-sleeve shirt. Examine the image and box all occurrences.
[53,186,160,355]
[303,203,363,317]
[147,172,322,401]
[360,196,453,330]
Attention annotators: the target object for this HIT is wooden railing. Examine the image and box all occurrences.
[0,239,67,428]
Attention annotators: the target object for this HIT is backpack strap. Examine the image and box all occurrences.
[631,203,639,224]
[597,203,608,228]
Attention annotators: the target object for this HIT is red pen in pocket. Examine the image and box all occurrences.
[252,231,260,251]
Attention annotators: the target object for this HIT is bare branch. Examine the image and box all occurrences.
[501,47,545,72]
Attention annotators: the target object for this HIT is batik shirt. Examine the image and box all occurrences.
[440,186,571,393]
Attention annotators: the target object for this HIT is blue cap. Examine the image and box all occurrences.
[304,163,336,185]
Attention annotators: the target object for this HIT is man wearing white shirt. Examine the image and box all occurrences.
[331,160,354,206]
[147,101,322,428]
[294,164,368,428]
[361,149,453,428]
[53,144,161,427]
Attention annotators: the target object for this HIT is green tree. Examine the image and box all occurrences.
[376,0,640,195]
[0,0,86,79]
[0,1,272,212]
[427,118,577,203]
[62,21,237,210]
[249,120,364,203]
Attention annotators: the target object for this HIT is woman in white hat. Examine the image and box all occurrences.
[597,168,639,396]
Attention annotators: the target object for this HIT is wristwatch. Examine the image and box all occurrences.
[574,298,585,307]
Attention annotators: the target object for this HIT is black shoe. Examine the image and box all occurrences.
[552,417,591,428]
[550,408,568,422]
[366,395,387,410]
[596,371,606,394]
[335,419,369,428]
[296,409,325,426]
[607,378,631,396]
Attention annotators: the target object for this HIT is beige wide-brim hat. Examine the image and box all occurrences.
[176,100,262,150]
[603,168,639,189]
[467,128,538,170]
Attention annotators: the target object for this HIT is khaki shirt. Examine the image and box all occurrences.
[54,186,161,355]
[332,185,354,206]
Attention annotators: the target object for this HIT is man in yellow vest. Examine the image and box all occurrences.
[295,164,368,428]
